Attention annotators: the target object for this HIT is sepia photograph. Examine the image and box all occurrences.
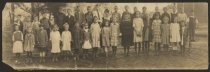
[2,2,208,70]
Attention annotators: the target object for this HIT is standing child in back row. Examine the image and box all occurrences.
[12,25,24,63]
[61,23,72,61]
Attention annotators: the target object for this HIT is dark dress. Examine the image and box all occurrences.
[72,27,83,55]
[161,12,171,23]
[188,16,197,41]
[142,12,152,42]
[171,13,177,23]
[65,15,75,32]
[120,11,133,46]
[14,20,24,32]
[36,29,48,51]
[55,12,66,33]
[85,12,94,28]
[74,11,85,27]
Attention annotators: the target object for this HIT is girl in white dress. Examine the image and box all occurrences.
[133,11,144,55]
[12,25,24,63]
[170,17,181,51]
[50,25,61,62]
[90,16,101,58]
[61,23,72,61]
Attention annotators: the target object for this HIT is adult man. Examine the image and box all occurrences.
[142,6,151,55]
[92,4,103,26]
[65,9,75,32]
[74,5,85,27]
[111,6,121,23]
[161,7,171,23]
[14,14,24,32]
[55,8,66,33]
[85,6,94,28]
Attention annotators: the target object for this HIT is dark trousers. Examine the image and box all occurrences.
[143,41,149,55]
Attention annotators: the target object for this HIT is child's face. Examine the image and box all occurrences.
[75,23,80,28]
[15,26,19,31]
[155,7,159,12]
[163,17,169,24]
[94,17,98,22]
[155,15,159,19]
[40,26,44,30]
[174,17,178,23]
[34,17,38,21]
[105,22,109,26]
[180,22,185,26]
[28,29,32,33]
[136,13,140,18]
[64,26,69,30]
[113,19,117,23]
[85,25,88,28]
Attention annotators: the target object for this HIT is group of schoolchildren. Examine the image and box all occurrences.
[12,4,198,64]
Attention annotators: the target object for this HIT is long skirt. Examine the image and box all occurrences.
[121,21,133,46]
[13,41,23,53]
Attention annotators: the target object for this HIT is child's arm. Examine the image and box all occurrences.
[69,32,72,42]
[169,24,172,38]
[45,31,48,43]
[151,21,154,30]
[61,32,64,42]
[12,32,15,42]
[49,32,51,41]
[21,32,23,41]
[32,34,35,48]
[196,18,199,29]
[58,32,61,41]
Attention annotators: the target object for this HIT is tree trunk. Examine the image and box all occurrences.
[10,3,15,31]
[31,3,40,21]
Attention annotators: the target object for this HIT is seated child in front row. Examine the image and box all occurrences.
[61,23,72,61]
[24,27,35,63]
[12,25,24,63]
[50,25,61,62]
